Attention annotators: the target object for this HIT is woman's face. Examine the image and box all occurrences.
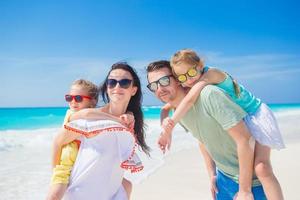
[107,69,138,104]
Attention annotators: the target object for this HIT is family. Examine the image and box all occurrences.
[46,49,285,200]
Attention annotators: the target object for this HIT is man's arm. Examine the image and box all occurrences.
[199,142,218,200]
[202,86,254,199]
[227,121,255,198]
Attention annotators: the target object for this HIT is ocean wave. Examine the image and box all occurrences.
[0,128,59,152]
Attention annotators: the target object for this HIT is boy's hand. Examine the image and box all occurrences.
[158,130,172,154]
[120,113,135,131]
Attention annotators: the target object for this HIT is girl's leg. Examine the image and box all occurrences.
[254,142,284,200]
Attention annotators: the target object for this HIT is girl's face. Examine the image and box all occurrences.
[107,69,137,104]
[67,85,95,112]
[172,62,202,88]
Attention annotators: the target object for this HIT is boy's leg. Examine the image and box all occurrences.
[254,142,284,200]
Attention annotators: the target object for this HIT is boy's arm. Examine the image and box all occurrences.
[227,121,255,198]
[69,108,121,123]
[51,128,81,168]
[171,81,208,124]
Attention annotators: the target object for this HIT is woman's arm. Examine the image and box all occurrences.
[51,129,81,168]
[69,108,121,123]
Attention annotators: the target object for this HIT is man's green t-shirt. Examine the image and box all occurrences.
[180,85,260,185]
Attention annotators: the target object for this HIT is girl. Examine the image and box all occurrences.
[159,49,284,200]
[47,79,135,200]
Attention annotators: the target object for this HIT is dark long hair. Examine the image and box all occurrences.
[100,62,150,155]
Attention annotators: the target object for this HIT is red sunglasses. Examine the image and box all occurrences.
[65,94,92,103]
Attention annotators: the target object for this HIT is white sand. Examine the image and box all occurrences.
[132,143,300,200]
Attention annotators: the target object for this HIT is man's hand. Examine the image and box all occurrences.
[234,191,254,200]
[210,175,218,200]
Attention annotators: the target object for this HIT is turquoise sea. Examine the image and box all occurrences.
[0,104,300,199]
[1,104,300,131]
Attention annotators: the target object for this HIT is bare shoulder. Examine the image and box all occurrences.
[203,67,226,84]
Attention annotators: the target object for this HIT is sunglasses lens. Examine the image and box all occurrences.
[65,95,73,102]
[74,95,83,102]
[107,79,117,88]
[119,79,132,89]
[159,76,170,87]
[147,82,158,92]
[177,75,187,83]
[187,68,198,77]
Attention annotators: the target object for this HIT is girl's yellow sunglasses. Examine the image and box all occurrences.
[176,65,203,83]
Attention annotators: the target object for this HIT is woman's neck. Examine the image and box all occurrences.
[107,102,128,116]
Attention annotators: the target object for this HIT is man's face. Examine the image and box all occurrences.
[147,68,180,103]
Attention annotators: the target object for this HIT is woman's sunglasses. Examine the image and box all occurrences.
[65,94,92,103]
[147,75,172,92]
[176,65,203,83]
[107,79,133,89]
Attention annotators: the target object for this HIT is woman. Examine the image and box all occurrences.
[53,62,149,200]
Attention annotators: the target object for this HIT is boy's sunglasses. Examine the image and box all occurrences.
[107,79,133,89]
[65,94,92,103]
[176,65,203,83]
[147,75,172,92]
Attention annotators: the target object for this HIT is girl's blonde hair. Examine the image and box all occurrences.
[171,49,240,97]
[72,79,99,105]
[170,49,204,69]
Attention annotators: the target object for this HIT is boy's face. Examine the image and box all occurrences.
[172,62,202,88]
[147,68,180,103]
[68,85,93,112]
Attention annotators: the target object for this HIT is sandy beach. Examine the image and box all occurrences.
[132,142,300,200]
[132,111,300,200]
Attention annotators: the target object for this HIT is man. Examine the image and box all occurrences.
[146,60,267,200]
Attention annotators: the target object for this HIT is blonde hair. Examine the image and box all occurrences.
[171,49,241,97]
[170,49,204,69]
[72,79,99,105]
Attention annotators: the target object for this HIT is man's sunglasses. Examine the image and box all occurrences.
[147,75,172,92]
[107,79,133,89]
[65,94,92,103]
[176,65,203,83]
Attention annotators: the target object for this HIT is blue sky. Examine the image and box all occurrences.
[1,0,299,107]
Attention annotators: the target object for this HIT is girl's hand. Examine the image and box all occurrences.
[158,130,172,154]
[162,117,175,133]
[120,113,135,131]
